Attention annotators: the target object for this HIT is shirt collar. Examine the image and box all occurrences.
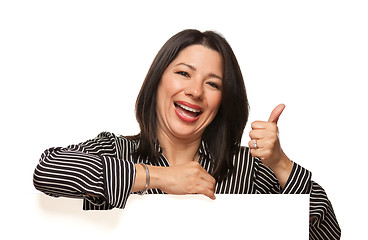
[155,139,211,159]
[155,140,163,154]
[198,140,211,159]
[154,139,213,172]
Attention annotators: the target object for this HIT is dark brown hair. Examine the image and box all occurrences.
[129,29,249,181]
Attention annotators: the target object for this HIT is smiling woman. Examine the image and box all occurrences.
[132,30,248,182]
[33,29,341,239]
[156,45,223,152]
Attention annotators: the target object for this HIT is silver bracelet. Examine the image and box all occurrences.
[139,163,150,194]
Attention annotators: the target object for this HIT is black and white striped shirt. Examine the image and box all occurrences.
[33,132,341,239]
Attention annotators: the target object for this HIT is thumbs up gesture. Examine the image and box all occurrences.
[267,104,286,124]
[248,104,293,187]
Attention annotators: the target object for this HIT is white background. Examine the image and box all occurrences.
[1,1,367,239]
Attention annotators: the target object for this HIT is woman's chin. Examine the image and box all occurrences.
[169,125,202,140]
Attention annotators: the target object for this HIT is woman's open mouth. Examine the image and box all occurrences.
[174,101,202,122]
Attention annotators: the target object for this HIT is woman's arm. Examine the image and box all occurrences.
[33,132,135,209]
[33,146,106,199]
[133,161,216,199]
[248,104,294,189]
[309,181,341,239]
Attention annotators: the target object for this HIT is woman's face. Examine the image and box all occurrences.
[156,44,223,141]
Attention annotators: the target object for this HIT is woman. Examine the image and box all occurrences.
[33,29,340,239]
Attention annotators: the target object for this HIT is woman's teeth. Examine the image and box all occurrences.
[175,102,201,113]
[174,102,202,118]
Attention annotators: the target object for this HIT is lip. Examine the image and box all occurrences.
[175,101,202,111]
[174,101,202,123]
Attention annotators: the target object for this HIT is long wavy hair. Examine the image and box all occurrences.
[129,29,249,181]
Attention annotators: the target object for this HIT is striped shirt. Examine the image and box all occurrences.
[33,132,341,239]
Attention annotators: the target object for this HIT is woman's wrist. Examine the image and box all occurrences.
[138,163,150,194]
[271,151,293,189]
[132,164,165,192]
[147,165,165,190]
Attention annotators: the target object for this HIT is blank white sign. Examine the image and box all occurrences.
[14,194,309,239]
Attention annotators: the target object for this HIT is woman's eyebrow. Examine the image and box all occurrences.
[175,63,196,71]
[209,73,223,80]
[175,63,222,80]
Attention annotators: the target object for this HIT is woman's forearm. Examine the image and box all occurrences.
[270,151,293,189]
[132,162,216,199]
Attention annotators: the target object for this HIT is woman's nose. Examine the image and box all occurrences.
[184,80,204,100]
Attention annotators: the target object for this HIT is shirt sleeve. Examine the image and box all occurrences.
[253,160,341,239]
[33,132,136,209]
[309,181,341,240]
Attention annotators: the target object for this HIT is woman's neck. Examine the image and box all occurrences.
[157,130,201,166]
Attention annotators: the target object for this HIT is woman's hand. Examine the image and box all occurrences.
[149,161,216,200]
[248,104,293,188]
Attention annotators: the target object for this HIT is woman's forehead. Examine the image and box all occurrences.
[169,45,223,76]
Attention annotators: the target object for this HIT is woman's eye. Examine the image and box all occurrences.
[207,82,220,90]
[175,71,190,78]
